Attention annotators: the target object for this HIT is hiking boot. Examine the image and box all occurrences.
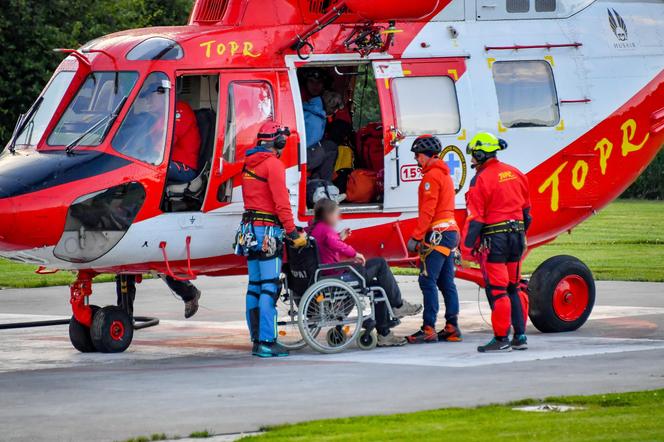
[511,334,528,350]
[253,341,290,358]
[437,323,463,342]
[184,288,201,319]
[406,326,438,344]
[477,337,511,353]
[377,331,407,347]
[393,300,423,319]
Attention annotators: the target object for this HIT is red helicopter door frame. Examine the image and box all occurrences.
[373,58,472,211]
[201,69,291,214]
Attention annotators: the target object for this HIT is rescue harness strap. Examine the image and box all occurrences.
[242,210,281,226]
[242,166,268,183]
[249,278,281,285]
[419,222,458,277]
[482,220,525,236]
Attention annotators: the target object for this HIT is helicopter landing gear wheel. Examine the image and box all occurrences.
[68,305,100,353]
[528,255,596,333]
[90,306,134,353]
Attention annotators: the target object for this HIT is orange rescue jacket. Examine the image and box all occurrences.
[412,157,458,241]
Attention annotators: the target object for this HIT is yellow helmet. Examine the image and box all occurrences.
[466,132,507,155]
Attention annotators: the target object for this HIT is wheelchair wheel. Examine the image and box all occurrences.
[276,292,312,350]
[326,326,348,347]
[298,279,365,354]
[357,329,377,351]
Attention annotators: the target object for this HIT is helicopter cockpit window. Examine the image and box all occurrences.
[126,37,184,61]
[492,60,560,128]
[112,72,171,165]
[10,71,75,150]
[47,72,138,147]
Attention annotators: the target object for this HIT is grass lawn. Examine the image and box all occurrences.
[0,260,115,289]
[394,199,664,282]
[523,200,664,281]
[243,389,664,441]
[1,200,662,289]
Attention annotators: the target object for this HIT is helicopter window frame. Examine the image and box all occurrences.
[111,72,172,166]
[492,60,560,129]
[11,71,76,151]
[126,37,184,61]
[46,71,140,148]
[218,80,275,203]
[391,75,461,136]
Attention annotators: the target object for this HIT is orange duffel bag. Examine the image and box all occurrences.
[346,169,378,203]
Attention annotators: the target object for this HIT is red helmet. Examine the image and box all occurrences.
[257,121,291,149]
[257,121,282,141]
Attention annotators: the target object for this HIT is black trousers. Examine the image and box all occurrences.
[307,140,338,182]
[161,275,198,302]
[360,258,402,334]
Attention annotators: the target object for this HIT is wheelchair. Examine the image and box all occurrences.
[276,237,398,354]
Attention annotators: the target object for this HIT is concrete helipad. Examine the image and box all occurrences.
[1,276,663,442]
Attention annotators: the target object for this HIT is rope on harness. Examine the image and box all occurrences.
[419,225,456,277]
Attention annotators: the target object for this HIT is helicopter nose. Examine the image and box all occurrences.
[0,197,17,251]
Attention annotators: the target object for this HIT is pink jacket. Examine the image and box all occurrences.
[307,222,357,265]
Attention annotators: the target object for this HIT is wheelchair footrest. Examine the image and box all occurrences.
[362,318,376,331]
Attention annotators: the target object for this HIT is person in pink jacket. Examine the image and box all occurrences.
[307,199,422,347]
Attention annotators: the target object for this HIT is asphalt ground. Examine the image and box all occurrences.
[0,276,663,442]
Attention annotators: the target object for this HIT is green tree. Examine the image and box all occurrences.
[0,0,192,144]
[622,150,664,200]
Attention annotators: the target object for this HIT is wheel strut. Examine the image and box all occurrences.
[70,270,96,328]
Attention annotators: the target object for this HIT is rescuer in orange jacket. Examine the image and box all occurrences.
[462,132,532,353]
[235,121,306,358]
[405,135,462,344]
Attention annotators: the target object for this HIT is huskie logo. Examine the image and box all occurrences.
[608,9,636,48]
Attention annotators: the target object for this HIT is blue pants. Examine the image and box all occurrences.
[168,161,198,183]
[419,231,460,328]
[246,226,283,343]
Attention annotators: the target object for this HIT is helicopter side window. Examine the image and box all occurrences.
[10,71,75,151]
[392,76,461,135]
[112,72,171,165]
[492,60,560,128]
[47,72,138,147]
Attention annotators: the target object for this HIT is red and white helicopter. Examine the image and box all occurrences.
[0,0,662,352]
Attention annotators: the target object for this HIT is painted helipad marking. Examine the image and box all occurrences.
[289,334,664,368]
[1,303,664,373]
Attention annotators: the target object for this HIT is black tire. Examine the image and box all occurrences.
[68,305,100,353]
[90,306,134,353]
[529,255,596,333]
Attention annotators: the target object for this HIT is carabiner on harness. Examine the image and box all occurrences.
[233,222,258,256]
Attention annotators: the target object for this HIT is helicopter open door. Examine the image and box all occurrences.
[374,58,474,211]
[202,71,283,213]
